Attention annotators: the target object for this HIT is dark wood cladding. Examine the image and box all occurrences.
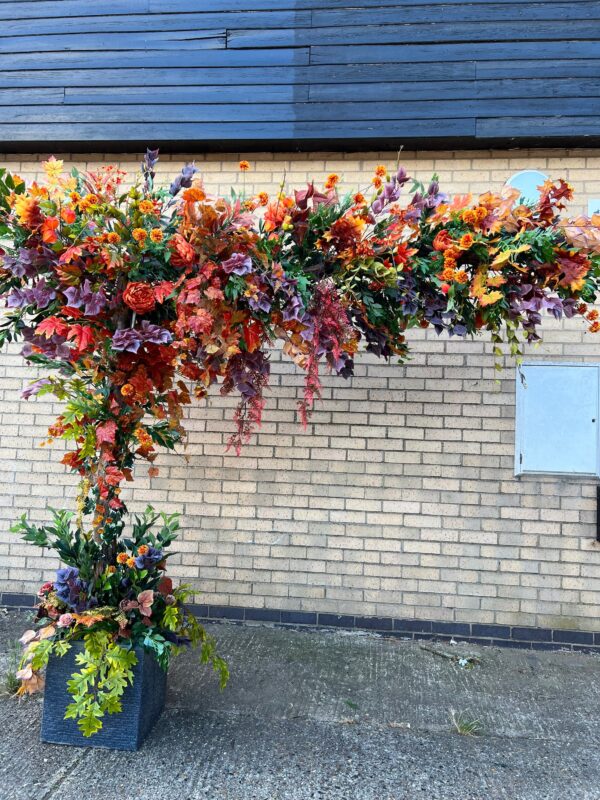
[1,0,599,150]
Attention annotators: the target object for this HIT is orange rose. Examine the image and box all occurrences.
[433,230,452,251]
[123,282,155,314]
[169,233,196,268]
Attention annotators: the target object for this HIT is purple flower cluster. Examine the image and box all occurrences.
[63,279,106,316]
[169,162,198,196]
[112,321,173,353]
[222,252,252,276]
[134,546,163,570]
[371,167,410,215]
[7,278,56,309]
[54,566,87,611]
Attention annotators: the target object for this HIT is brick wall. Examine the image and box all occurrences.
[1,148,600,632]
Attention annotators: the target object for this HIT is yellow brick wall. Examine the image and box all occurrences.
[1,148,600,631]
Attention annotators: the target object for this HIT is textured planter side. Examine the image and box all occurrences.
[41,642,167,751]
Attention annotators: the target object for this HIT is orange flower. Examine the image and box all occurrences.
[372,176,382,189]
[239,160,251,171]
[70,191,81,203]
[107,565,116,574]
[123,282,156,314]
[433,230,452,251]
[587,309,599,321]
[139,199,156,215]
[257,191,269,206]
[461,209,477,225]
[475,205,488,222]
[150,228,163,243]
[169,233,196,268]
[454,269,469,284]
[459,233,474,249]
[107,231,120,244]
[441,267,456,282]
[14,195,43,228]
[353,192,366,205]
[325,173,340,190]
[117,552,128,565]
[138,545,149,556]
[132,227,147,244]
[79,193,99,211]
[443,257,457,271]
[577,303,588,314]
[121,384,134,398]
[590,321,600,333]
[374,165,387,177]
[182,187,206,202]
[126,557,136,568]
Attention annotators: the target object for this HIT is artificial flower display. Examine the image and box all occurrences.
[1,151,599,735]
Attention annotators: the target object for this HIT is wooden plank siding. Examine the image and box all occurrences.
[0,0,598,150]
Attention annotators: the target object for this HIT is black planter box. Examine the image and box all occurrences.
[41,643,167,750]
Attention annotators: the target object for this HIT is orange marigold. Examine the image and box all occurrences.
[138,544,149,556]
[138,199,155,214]
[454,269,469,284]
[121,383,134,398]
[126,557,136,569]
[353,192,366,205]
[587,309,599,321]
[461,209,477,225]
[257,191,269,206]
[107,231,120,244]
[372,176,383,189]
[443,258,457,272]
[116,552,128,565]
[107,565,117,574]
[441,267,456,282]
[150,228,163,243]
[577,303,588,314]
[459,233,475,249]
[132,227,147,244]
[590,321,600,333]
[325,173,340,190]
[475,205,488,222]
[374,165,387,177]
[239,160,251,171]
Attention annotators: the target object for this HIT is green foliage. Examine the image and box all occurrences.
[1,640,22,696]
[65,631,137,737]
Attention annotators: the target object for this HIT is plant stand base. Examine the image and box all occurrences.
[41,644,167,751]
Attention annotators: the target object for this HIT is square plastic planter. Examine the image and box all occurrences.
[40,643,167,750]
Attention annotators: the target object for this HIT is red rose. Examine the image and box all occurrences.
[433,230,453,251]
[123,282,155,314]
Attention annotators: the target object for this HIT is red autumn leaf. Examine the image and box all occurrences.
[61,306,84,319]
[58,244,84,264]
[66,324,95,353]
[41,216,59,244]
[243,319,262,353]
[36,316,69,339]
[154,281,174,304]
[104,465,125,486]
[96,420,117,446]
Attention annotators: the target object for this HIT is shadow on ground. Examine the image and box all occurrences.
[0,609,599,800]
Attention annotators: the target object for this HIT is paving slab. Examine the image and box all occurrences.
[0,610,599,800]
